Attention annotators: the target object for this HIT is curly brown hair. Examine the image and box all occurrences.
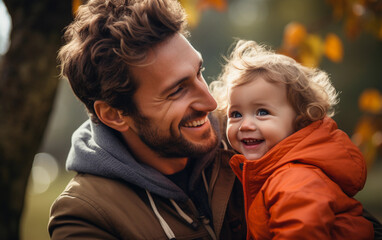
[58,0,188,123]
[210,40,339,131]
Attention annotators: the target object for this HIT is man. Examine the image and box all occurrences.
[48,0,245,239]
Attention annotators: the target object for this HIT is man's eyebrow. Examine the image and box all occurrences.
[161,57,203,96]
[161,77,188,96]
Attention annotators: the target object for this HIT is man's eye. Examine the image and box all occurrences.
[257,109,269,116]
[229,111,242,118]
[168,86,184,97]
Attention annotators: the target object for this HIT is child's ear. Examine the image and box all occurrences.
[93,100,131,132]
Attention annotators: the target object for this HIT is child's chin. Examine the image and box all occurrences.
[243,153,262,160]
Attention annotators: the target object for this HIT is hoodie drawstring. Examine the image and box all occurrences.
[169,199,197,227]
[146,189,217,240]
[221,139,228,151]
[200,216,217,240]
[201,170,217,240]
[146,190,176,240]
[202,170,209,193]
[145,140,227,239]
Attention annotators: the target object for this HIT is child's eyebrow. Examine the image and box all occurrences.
[227,103,239,110]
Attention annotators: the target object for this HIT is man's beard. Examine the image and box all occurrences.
[132,111,218,158]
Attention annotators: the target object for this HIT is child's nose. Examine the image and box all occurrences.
[239,117,256,131]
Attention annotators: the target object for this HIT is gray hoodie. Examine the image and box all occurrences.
[66,115,220,202]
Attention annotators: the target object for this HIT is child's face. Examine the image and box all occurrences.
[226,77,296,160]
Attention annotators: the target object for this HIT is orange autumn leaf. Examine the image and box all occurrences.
[353,117,375,150]
[283,22,307,48]
[359,89,382,114]
[277,48,297,61]
[326,0,346,20]
[345,15,362,39]
[324,33,343,62]
[352,116,381,167]
[197,0,227,11]
[72,0,82,16]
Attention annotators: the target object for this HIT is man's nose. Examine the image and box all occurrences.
[192,78,217,112]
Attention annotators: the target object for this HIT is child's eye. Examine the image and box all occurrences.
[229,111,242,118]
[257,109,269,116]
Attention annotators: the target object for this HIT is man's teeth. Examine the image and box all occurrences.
[184,117,207,127]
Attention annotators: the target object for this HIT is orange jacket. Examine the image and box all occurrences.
[230,117,374,240]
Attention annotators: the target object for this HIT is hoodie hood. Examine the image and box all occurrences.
[66,114,220,202]
[230,117,367,197]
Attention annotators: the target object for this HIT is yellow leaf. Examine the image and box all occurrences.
[358,88,382,114]
[324,33,343,62]
[299,53,319,67]
[354,116,374,141]
[379,19,382,40]
[197,0,227,12]
[179,0,201,28]
[352,116,379,167]
[299,34,324,67]
[361,138,378,167]
[283,22,307,48]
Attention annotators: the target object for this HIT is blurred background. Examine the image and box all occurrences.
[0,0,381,239]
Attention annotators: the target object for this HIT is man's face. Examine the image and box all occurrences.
[127,34,218,158]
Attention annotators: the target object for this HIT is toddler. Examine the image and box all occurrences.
[211,40,373,239]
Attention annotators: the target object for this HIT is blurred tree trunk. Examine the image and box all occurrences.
[0,0,72,239]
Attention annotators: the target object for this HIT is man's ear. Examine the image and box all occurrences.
[93,100,131,132]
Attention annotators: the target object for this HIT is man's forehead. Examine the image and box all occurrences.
[129,34,203,89]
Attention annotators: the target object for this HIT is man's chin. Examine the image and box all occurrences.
[187,132,219,155]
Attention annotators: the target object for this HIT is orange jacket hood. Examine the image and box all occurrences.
[230,117,367,197]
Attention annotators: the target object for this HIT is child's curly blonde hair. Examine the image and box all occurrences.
[210,40,339,131]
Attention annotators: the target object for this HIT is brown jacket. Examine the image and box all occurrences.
[49,149,246,240]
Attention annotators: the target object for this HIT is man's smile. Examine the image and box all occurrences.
[183,116,208,128]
